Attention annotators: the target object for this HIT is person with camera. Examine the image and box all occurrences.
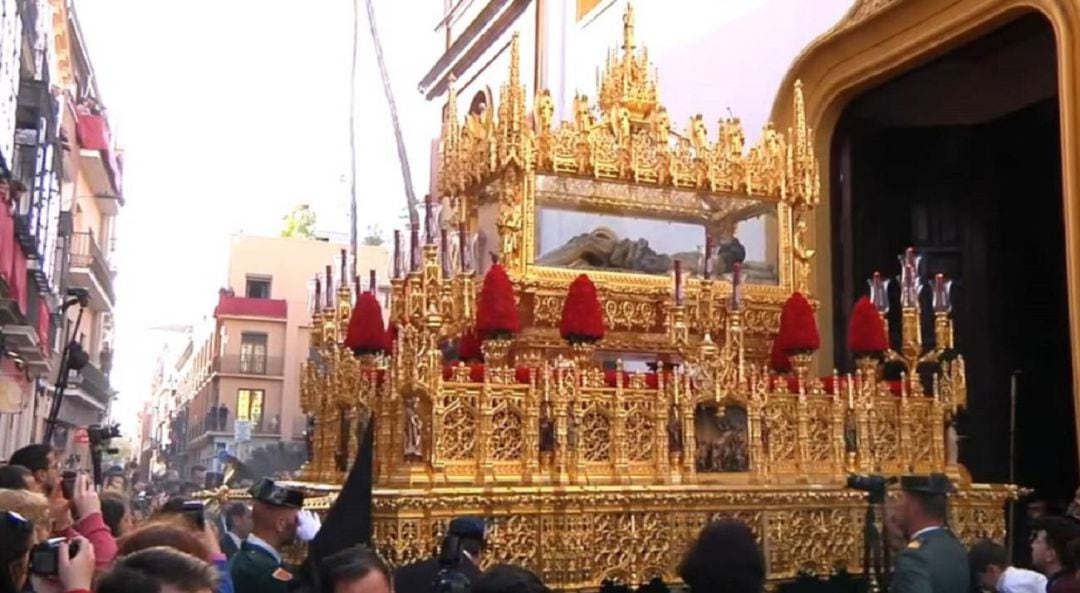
[230,479,307,593]
[393,517,485,593]
[890,474,969,593]
[1,507,96,593]
[51,472,118,571]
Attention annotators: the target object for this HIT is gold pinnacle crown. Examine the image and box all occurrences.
[598,3,659,120]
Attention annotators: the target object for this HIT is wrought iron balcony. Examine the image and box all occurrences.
[68,361,112,405]
[69,231,115,307]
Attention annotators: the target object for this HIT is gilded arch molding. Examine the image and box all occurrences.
[769,0,1080,456]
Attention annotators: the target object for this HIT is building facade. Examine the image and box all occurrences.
[157,235,388,479]
[0,0,122,460]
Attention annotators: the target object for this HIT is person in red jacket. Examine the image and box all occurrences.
[50,472,118,570]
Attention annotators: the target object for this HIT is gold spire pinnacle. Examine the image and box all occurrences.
[599,3,658,120]
[622,2,636,52]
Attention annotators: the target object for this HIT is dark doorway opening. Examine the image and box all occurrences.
[831,14,1076,505]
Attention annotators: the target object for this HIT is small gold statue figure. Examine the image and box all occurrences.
[404,395,424,462]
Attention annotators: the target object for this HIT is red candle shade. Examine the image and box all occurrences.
[441,228,452,277]
[776,292,820,353]
[344,292,388,356]
[559,274,605,344]
[425,199,436,244]
[476,263,521,339]
[848,296,889,355]
[458,222,469,274]
[393,230,403,279]
[703,235,713,280]
[340,249,348,290]
[410,224,421,272]
[325,265,333,308]
[731,262,743,310]
[674,260,683,305]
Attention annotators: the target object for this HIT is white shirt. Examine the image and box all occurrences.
[910,525,945,540]
[245,533,281,564]
[227,531,244,550]
[997,566,1047,593]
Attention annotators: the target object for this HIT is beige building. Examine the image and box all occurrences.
[163,235,388,476]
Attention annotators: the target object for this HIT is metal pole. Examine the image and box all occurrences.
[349,0,359,275]
[1007,370,1020,561]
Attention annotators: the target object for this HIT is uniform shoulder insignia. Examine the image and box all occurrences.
[907,540,922,550]
[272,568,294,582]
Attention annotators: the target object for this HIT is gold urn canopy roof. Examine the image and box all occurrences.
[438,4,819,209]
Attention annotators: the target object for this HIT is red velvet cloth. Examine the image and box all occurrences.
[476,264,520,338]
[37,300,50,352]
[11,243,26,316]
[385,323,398,353]
[214,295,287,318]
[776,292,820,353]
[76,113,122,195]
[770,374,903,396]
[848,296,889,354]
[442,364,532,384]
[457,330,482,362]
[0,197,13,286]
[344,292,387,354]
[560,274,605,342]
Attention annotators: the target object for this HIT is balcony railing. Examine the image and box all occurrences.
[69,231,115,304]
[214,355,284,376]
[69,362,111,404]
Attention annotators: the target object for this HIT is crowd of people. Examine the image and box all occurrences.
[1,443,1079,593]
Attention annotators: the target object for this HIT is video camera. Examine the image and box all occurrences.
[846,474,891,503]
[87,423,121,448]
[433,534,471,593]
[29,537,80,576]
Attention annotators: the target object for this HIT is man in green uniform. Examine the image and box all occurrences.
[890,473,970,593]
[230,478,304,593]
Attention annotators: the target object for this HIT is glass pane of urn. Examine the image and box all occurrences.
[533,175,780,283]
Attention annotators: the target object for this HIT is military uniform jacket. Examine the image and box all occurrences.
[230,539,294,593]
[891,527,970,593]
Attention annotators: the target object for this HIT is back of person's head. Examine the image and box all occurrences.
[8,445,51,474]
[679,519,765,593]
[910,491,949,522]
[118,521,210,561]
[101,491,131,537]
[0,510,35,593]
[473,564,550,593]
[95,546,218,593]
[0,488,49,542]
[319,544,392,593]
[0,465,32,490]
[223,501,250,531]
[969,539,1008,574]
[969,539,1009,590]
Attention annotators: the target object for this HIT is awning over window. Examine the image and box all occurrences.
[76,113,123,196]
[214,295,288,319]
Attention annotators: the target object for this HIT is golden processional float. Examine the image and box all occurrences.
[287,6,1013,589]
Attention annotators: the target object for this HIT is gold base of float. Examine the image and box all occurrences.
[268,481,1012,590]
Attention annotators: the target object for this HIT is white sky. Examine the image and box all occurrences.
[75,0,441,433]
